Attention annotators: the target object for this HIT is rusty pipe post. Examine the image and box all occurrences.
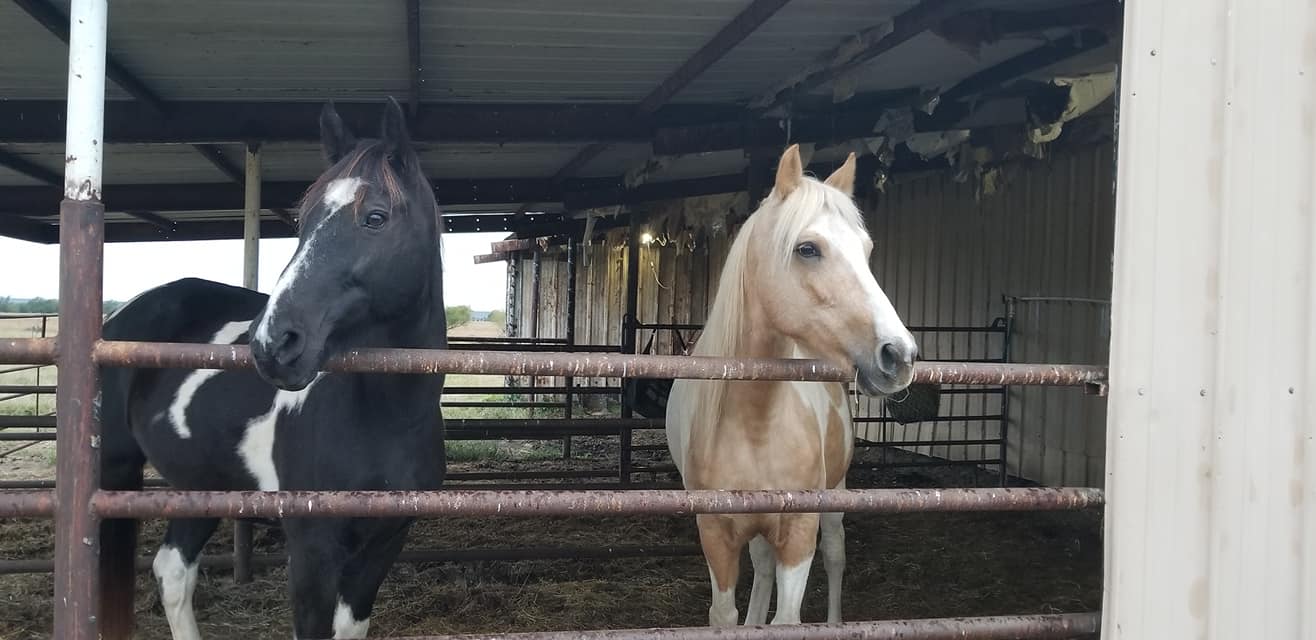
[563,239,577,459]
[56,1,109,638]
[232,141,262,585]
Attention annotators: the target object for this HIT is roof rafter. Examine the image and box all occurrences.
[518,0,792,215]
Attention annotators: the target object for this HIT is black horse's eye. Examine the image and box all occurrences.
[796,241,821,259]
[364,210,388,229]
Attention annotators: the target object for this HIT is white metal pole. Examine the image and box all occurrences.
[63,0,107,201]
[243,143,261,290]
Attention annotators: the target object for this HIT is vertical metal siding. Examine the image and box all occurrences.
[1103,0,1316,638]
[866,143,1116,487]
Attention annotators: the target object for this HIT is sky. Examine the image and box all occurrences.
[0,232,510,311]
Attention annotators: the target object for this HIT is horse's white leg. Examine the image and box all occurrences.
[697,515,743,627]
[153,545,202,640]
[769,552,815,625]
[332,597,370,638]
[769,514,819,625]
[745,535,775,625]
[820,511,846,623]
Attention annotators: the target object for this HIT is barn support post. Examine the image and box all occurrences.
[55,1,108,638]
[563,240,577,459]
[232,141,262,585]
[618,214,643,484]
[242,143,261,290]
[528,251,542,417]
[1102,0,1316,636]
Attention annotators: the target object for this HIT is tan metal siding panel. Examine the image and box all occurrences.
[1103,0,1316,637]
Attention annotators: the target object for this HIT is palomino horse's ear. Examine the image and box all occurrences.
[380,96,413,166]
[824,152,857,197]
[774,144,804,197]
[319,101,356,166]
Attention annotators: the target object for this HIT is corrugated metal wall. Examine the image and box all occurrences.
[511,142,1116,487]
[1102,1,1316,637]
[865,142,1115,486]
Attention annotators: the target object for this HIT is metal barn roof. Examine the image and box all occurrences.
[0,0,1123,242]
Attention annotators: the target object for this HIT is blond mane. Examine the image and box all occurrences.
[686,174,866,430]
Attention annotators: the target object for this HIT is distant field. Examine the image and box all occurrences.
[0,314,58,416]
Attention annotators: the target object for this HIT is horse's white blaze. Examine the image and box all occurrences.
[771,554,814,625]
[167,321,251,439]
[153,545,201,640]
[811,214,916,360]
[323,177,363,213]
[333,597,370,638]
[238,374,320,491]
[254,177,358,345]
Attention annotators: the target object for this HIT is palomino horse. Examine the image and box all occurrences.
[98,98,447,639]
[665,145,917,626]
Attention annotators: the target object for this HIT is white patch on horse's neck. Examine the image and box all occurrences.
[254,178,358,344]
[333,597,370,638]
[238,373,322,491]
[166,321,251,439]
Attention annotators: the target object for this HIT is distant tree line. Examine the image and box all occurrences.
[0,297,125,315]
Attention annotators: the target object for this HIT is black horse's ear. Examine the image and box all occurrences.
[320,101,356,166]
[380,96,413,167]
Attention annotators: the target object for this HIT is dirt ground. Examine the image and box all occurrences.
[0,319,1102,637]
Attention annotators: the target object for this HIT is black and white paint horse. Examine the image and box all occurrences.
[99,98,447,639]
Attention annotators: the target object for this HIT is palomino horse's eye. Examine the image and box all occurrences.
[796,241,821,259]
[364,210,389,229]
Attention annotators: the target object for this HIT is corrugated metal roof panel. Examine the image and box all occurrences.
[1103,0,1316,638]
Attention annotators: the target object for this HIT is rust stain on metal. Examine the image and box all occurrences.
[92,341,1108,386]
[88,487,1104,520]
[0,338,58,365]
[0,490,57,518]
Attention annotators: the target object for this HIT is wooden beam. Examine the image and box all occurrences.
[489,235,570,253]
[473,253,511,265]
[751,0,965,112]
[0,148,60,186]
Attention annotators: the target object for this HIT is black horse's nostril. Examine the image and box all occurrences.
[878,341,914,376]
[272,329,305,367]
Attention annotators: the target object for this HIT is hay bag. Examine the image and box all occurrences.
[883,383,942,424]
